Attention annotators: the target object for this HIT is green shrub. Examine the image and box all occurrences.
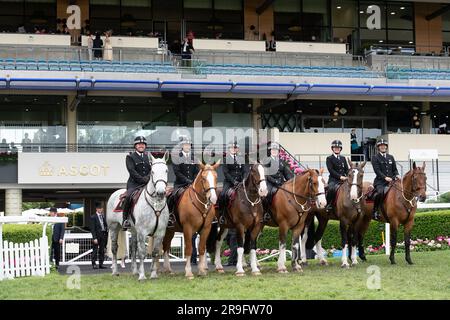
[258,210,450,250]
[2,224,52,244]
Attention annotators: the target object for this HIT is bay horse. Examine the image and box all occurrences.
[264,169,327,273]
[300,161,366,268]
[106,152,169,281]
[162,161,220,279]
[359,161,427,265]
[210,163,268,276]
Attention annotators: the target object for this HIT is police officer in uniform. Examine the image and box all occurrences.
[122,136,151,229]
[168,136,199,214]
[264,142,294,204]
[325,140,349,213]
[218,141,248,222]
[371,139,400,220]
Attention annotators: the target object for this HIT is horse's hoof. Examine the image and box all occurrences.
[138,277,147,282]
[341,264,350,269]
[351,260,358,266]
[277,268,288,274]
[216,268,225,274]
[198,271,208,277]
[186,275,194,280]
[235,271,245,277]
[293,267,303,273]
[252,271,262,276]
[319,260,328,266]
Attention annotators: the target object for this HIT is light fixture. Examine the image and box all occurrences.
[359,10,364,14]
[333,112,339,116]
[409,41,414,44]
[414,120,420,127]
[390,12,396,15]
[379,40,384,43]
[339,107,347,115]
[336,6,341,9]
[334,107,340,111]
[400,7,405,10]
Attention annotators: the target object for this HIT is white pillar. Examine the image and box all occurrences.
[5,189,22,216]
[385,223,390,255]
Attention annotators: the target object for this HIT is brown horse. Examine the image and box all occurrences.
[359,161,427,265]
[265,169,327,273]
[300,161,366,268]
[210,163,268,276]
[162,161,220,279]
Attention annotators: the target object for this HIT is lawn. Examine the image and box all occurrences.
[0,251,449,300]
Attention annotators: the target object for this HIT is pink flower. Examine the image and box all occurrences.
[223,249,231,257]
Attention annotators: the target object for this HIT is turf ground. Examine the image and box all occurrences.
[0,251,449,300]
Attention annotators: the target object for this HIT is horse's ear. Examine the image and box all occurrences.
[361,161,367,169]
[163,151,169,163]
[422,161,426,170]
[149,153,156,163]
[212,159,221,169]
[413,161,417,170]
[198,160,205,170]
[319,167,324,175]
[347,157,353,168]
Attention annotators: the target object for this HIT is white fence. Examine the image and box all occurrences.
[0,216,68,281]
[60,232,185,265]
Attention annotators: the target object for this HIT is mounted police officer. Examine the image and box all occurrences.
[122,136,151,230]
[264,142,294,205]
[168,136,199,216]
[371,138,400,220]
[325,140,349,213]
[218,140,248,223]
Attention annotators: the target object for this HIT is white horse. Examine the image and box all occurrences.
[106,152,169,281]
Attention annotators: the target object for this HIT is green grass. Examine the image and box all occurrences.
[1,251,449,300]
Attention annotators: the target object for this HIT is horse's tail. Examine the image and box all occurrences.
[305,216,316,250]
[243,230,252,255]
[206,224,219,254]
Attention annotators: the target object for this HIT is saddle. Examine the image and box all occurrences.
[364,184,393,202]
[332,184,343,207]
[113,188,144,215]
[166,187,188,227]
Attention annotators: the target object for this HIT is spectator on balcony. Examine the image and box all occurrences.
[22,133,32,152]
[350,128,360,161]
[0,138,8,153]
[9,142,18,154]
[246,25,258,41]
[87,31,94,61]
[17,25,26,33]
[93,33,103,60]
[181,36,194,67]
[103,30,113,61]
[438,123,448,134]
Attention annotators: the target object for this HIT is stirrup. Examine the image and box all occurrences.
[122,219,131,230]
[263,212,272,223]
[167,213,176,228]
[219,215,226,225]
[372,211,381,221]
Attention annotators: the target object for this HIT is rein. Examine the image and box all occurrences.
[144,162,168,236]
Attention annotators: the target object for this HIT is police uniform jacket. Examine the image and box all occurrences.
[173,151,199,189]
[126,151,151,190]
[326,154,349,185]
[371,152,399,188]
[222,153,248,191]
[264,156,294,188]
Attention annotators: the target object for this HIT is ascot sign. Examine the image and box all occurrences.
[18,153,128,184]
[66,5,81,30]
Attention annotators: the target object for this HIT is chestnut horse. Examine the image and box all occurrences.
[211,163,268,276]
[358,161,427,265]
[300,161,367,268]
[162,161,220,279]
[265,169,327,273]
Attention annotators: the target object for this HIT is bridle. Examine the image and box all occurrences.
[348,168,364,204]
[290,171,323,212]
[242,165,266,207]
[190,167,217,210]
[143,161,168,237]
[396,170,426,208]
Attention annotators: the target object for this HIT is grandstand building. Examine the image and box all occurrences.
[0,0,449,225]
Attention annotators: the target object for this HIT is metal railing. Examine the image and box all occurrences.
[0,45,170,64]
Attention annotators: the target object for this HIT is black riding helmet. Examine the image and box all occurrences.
[376,139,388,148]
[134,136,147,146]
[331,140,343,150]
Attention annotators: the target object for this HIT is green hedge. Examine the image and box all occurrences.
[258,210,450,250]
[2,224,52,244]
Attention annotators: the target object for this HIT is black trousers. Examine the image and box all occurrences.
[92,231,108,266]
[191,234,198,263]
[51,240,61,266]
